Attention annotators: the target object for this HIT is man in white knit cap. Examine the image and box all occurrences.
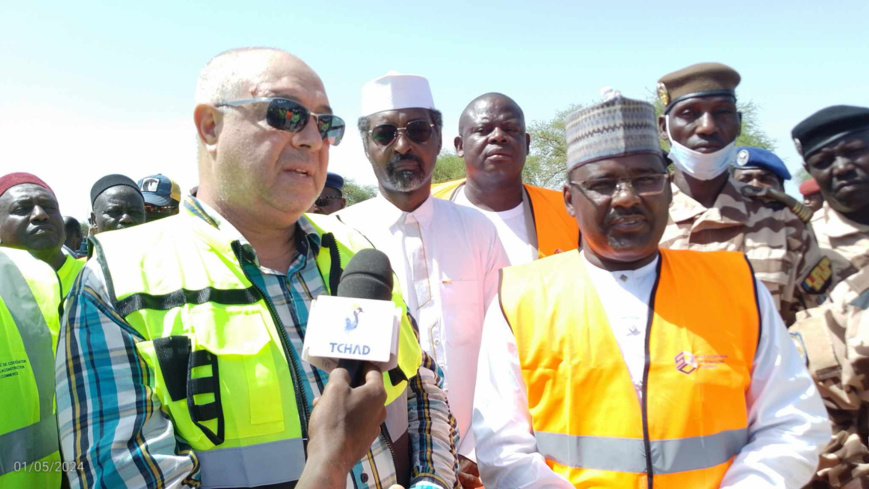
[472,92,830,488]
[337,72,509,487]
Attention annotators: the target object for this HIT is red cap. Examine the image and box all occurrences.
[0,172,55,198]
[799,178,820,197]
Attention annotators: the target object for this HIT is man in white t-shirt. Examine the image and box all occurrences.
[432,93,579,265]
[336,73,509,488]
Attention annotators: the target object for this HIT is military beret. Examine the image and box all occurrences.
[324,172,344,191]
[791,105,869,158]
[799,178,820,197]
[657,62,740,114]
[734,146,791,182]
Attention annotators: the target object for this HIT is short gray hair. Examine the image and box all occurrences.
[194,47,290,105]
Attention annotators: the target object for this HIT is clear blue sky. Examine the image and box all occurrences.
[2,0,867,219]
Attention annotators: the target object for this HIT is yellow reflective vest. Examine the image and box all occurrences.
[89,206,422,488]
[0,247,62,489]
[501,249,759,488]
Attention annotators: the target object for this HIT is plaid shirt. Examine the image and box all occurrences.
[55,198,458,489]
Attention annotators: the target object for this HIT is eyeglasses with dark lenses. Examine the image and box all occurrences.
[216,97,346,146]
[144,203,177,214]
[314,195,342,207]
[570,174,669,200]
[369,120,435,147]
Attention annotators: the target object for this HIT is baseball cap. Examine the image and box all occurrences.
[138,174,181,206]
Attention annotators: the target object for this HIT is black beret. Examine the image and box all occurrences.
[90,174,143,206]
[792,105,869,158]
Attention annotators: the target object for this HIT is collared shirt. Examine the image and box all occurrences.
[55,197,457,489]
[581,252,658,398]
[472,252,831,488]
[336,194,509,458]
[661,178,828,317]
[810,201,869,286]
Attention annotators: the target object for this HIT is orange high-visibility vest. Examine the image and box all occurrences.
[500,249,760,488]
[431,179,579,258]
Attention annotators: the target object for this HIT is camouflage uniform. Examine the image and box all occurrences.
[660,178,829,322]
[793,267,869,488]
[811,202,869,286]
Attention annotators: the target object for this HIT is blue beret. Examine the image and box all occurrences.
[324,172,344,190]
[734,147,791,182]
[791,105,869,157]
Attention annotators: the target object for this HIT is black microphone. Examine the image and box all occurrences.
[336,248,394,387]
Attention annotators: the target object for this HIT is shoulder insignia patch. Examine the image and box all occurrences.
[801,256,833,294]
[790,332,809,366]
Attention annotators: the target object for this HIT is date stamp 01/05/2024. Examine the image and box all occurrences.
[13,460,84,473]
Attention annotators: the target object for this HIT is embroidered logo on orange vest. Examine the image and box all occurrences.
[675,351,728,374]
[675,351,697,374]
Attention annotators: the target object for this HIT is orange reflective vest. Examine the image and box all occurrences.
[500,249,760,488]
[431,179,578,258]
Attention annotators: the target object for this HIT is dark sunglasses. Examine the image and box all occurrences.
[145,203,177,214]
[314,195,343,207]
[216,97,345,146]
[369,120,435,147]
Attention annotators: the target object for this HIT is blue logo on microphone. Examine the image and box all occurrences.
[344,306,364,332]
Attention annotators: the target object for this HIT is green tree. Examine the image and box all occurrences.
[342,178,377,206]
[795,167,811,183]
[432,152,467,184]
[525,103,583,189]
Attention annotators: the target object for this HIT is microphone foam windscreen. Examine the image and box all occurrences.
[337,249,394,301]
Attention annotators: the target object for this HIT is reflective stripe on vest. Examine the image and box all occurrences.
[535,428,748,474]
[198,438,306,488]
[0,252,58,476]
[502,249,758,487]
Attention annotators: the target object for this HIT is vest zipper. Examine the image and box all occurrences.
[235,244,310,442]
[640,259,663,489]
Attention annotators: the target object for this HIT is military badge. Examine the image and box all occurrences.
[736,149,750,166]
[657,82,669,106]
[793,137,803,156]
[801,256,833,294]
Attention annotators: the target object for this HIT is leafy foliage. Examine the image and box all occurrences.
[342,178,377,206]
[432,152,467,184]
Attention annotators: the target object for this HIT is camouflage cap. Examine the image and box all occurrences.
[565,93,660,171]
[657,62,740,114]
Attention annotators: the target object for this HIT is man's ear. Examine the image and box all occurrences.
[525,133,531,155]
[658,114,668,141]
[563,183,575,217]
[454,136,463,157]
[736,111,743,138]
[194,104,220,155]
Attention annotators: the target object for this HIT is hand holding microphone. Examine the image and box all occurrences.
[300,364,387,488]
[297,249,401,488]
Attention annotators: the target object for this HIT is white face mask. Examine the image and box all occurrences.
[666,116,736,181]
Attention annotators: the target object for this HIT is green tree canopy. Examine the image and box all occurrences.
[342,178,377,206]
[432,152,467,184]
